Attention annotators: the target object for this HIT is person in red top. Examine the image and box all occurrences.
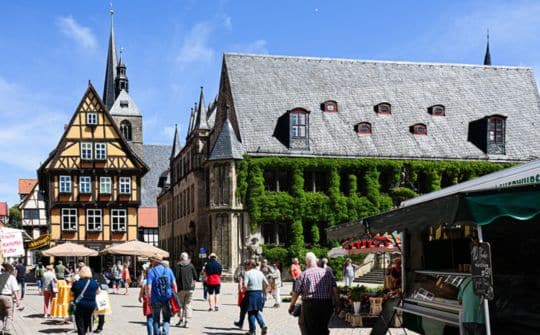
[289,258,302,292]
[204,253,223,311]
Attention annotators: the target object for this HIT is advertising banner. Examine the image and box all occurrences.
[0,228,25,257]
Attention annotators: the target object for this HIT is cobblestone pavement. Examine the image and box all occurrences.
[10,283,411,335]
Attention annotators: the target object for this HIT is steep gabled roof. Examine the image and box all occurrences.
[223,53,540,162]
[209,118,244,161]
[109,89,141,116]
[193,87,209,130]
[142,144,171,207]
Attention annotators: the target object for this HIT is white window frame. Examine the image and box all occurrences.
[111,209,127,232]
[86,209,102,231]
[81,142,93,160]
[61,208,77,231]
[59,175,72,193]
[79,176,92,194]
[95,143,107,160]
[99,176,112,194]
[87,112,98,125]
[119,177,131,194]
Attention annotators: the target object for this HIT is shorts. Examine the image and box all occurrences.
[112,278,122,286]
[207,284,221,295]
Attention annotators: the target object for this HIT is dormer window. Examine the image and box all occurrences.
[467,114,506,155]
[429,105,446,116]
[120,100,129,108]
[375,103,392,115]
[411,123,427,135]
[321,100,338,113]
[290,108,308,138]
[355,122,372,135]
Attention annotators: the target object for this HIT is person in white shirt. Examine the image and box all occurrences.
[42,265,57,318]
[0,263,21,334]
[243,260,268,335]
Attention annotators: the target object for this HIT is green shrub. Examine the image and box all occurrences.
[262,245,290,264]
[390,187,419,206]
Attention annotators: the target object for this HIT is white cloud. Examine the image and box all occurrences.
[57,16,97,50]
[229,40,269,54]
[177,22,215,69]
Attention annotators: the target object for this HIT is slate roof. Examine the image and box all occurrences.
[224,53,540,162]
[142,144,171,207]
[109,89,142,116]
[209,119,244,161]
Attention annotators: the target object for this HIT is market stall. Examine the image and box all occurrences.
[327,159,540,335]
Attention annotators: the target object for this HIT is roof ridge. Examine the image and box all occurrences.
[224,52,532,71]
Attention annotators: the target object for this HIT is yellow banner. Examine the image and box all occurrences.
[28,234,51,250]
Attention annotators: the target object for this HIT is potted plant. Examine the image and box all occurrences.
[349,286,367,315]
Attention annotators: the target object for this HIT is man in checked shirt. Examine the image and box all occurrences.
[288,252,340,335]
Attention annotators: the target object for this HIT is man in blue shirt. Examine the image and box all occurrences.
[15,259,26,299]
[146,254,177,335]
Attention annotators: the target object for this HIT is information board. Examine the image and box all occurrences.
[471,242,494,300]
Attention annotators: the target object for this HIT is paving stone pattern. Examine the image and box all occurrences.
[11,283,411,335]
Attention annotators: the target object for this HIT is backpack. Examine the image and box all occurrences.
[152,266,172,302]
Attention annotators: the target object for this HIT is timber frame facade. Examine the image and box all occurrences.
[38,84,148,252]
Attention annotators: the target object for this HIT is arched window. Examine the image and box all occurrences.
[355,122,372,135]
[120,120,132,141]
[375,102,392,115]
[429,104,446,116]
[321,100,338,113]
[410,123,427,135]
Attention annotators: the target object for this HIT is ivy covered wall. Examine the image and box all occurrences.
[237,156,512,253]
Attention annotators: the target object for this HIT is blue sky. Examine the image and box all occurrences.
[1,0,540,206]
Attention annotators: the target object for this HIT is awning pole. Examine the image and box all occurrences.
[477,225,492,335]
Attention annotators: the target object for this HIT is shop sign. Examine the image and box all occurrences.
[0,228,24,257]
[28,234,51,250]
[471,242,494,300]
[497,173,540,188]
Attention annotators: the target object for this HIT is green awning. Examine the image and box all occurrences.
[464,189,540,225]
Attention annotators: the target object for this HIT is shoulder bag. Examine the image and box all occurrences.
[69,279,91,315]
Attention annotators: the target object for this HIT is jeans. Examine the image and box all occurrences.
[344,275,354,287]
[151,300,172,335]
[247,310,265,333]
[17,278,25,299]
[146,315,154,335]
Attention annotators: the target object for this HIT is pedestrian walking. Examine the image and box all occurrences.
[55,260,67,280]
[174,252,197,328]
[146,254,177,335]
[200,262,208,300]
[71,266,99,335]
[34,262,45,295]
[15,259,26,300]
[290,258,302,292]
[260,259,273,302]
[243,259,268,335]
[92,266,110,334]
[343,258,356,287]
[112,260,123,294]
[270,262,282,307]
[122,262,131,295]
[234,260,249,329]
[204,253,222,312]
[320,258,333,275]
[0,263,21,335]
[138,263,153,335]
[289,252,340,335]
[41,265,56,318]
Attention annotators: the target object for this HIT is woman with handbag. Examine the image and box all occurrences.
[71,266,99,335]
[41,265,56,318]
[138,264,153,335]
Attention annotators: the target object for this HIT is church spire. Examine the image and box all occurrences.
[103,7,118,110]
[193,87,209,130]
[115,48,129,96]
[170,124,180,160]
[483,30,491,66]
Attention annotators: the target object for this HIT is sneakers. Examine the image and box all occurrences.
[214,306,219,311]
[208,308,213,311]
[176,320,183,327]
[94,328,103,334]
[233,321,242,329]
[273,303,280,308]
[262,325,268,335]
[183,321,189,328]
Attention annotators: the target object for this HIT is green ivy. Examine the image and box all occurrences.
[236,156,512,246]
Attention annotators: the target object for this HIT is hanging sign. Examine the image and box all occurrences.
[28,234,51,250]
[0,228,25,257]
[471,242,494,300]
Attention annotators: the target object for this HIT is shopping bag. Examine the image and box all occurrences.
[96,291,110,311]
[170,292,180,315]
[143,296,152,316]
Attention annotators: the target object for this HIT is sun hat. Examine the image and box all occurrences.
[209,253,217,259]
[149,253,163,262]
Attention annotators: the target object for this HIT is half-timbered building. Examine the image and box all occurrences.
[38,83,148,264]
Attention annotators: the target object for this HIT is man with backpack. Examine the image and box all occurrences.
[146,254,177,335]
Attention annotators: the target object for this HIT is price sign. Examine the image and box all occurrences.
[471,242,494,300]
